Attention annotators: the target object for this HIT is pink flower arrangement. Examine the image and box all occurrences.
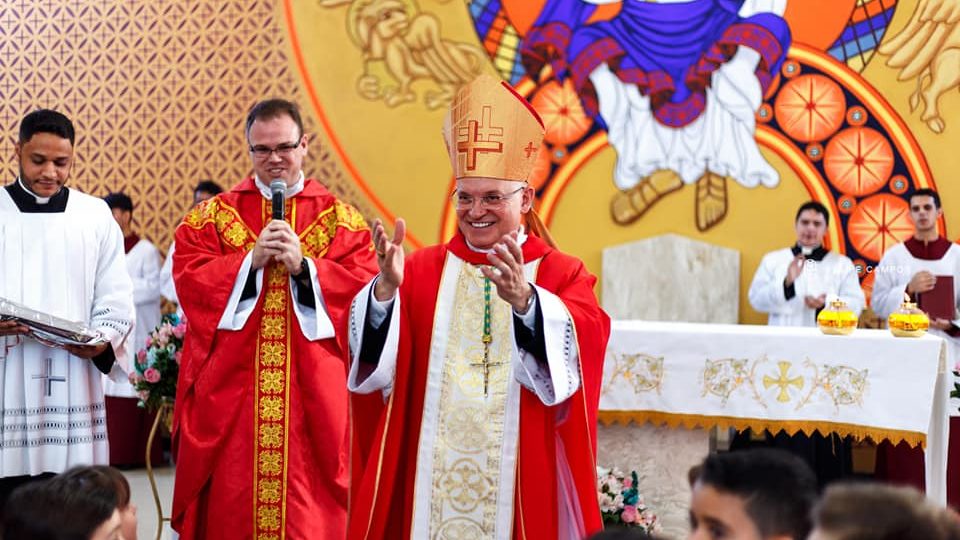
[143,367,161,383]
[133,313,184,410]
[597,466,659,533]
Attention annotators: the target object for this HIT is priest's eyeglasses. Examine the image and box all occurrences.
[249,141,300,159]
[452,187,524,209]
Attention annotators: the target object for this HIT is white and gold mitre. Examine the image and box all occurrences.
[441,73,545,182]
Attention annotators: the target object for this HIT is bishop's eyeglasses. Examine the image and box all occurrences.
[451,186,525,210]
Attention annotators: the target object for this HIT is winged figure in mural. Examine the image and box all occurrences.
[320,0,484,108]
[878,0,960,134]
[519,0,791,230]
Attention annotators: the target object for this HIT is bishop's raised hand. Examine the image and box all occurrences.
[372,218,406,301]
[481,232,534,313]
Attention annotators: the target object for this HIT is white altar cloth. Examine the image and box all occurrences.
[600,321,950,503]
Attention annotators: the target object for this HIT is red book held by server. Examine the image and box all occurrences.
[918,275,956,320]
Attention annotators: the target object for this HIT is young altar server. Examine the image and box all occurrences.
[0,109,134,506]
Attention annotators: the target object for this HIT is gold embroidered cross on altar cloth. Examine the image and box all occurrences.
[599,320,949,505]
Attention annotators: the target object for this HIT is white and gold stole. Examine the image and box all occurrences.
[411,255,538,539]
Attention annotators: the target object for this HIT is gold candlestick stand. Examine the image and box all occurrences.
[145,398,174,540]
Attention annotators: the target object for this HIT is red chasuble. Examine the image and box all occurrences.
[171,178,377,539]
[348,233,610,539]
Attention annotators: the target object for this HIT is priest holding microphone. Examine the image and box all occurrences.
[171,99,378,539]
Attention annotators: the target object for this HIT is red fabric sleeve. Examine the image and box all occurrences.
[309,227,378,359]
[172,218,249,402]
[170,190,378,534]
[515,252,610,538]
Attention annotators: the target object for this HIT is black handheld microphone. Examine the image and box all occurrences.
[270,179,286,221]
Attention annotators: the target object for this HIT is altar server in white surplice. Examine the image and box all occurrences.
[104,192,161,369]
[158,179,223,313]
[872,189,960,344]
[871,188,960,503]
[749,201,865,327]
[0,110,134,504]
[103,191,163,468]
[742,200,864,488]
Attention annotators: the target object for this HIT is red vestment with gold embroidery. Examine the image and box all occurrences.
[171,178,377,539]
[347,233,610,539]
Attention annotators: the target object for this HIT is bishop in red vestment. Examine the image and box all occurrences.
[171,99,378,539]
[346,75,610,539]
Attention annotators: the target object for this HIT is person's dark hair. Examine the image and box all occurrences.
[103,192,134,213]
[697,449,817,540]
[911,188,941,210]
[813,483,960,540]
[796,201,830,227]
[193,180,224,196]
[687,463,703,488]
[0,466,119,540]
[19,109,76,146]
[245,98,304,141]
[85,465,131,508]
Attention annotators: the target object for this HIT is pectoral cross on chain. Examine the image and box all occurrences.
[470,276,503,396]
[33,357,67,397]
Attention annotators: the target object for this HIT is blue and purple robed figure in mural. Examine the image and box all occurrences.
[520,0,792,228]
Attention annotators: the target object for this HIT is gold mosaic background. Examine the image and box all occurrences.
[0,0,368,252]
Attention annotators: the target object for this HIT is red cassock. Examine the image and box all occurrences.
[171,178,377,539]
[348,233,611,539]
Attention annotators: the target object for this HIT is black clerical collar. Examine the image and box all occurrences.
[791,244,828,261]
[4,178,69,213]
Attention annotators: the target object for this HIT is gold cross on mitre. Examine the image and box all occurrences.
[442,73,545,183]
[456,105,504,172]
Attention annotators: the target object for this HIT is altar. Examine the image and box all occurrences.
[599,320,949,534]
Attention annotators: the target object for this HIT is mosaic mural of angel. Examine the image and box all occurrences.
[878,0,960,133]
[320,0,485,108]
